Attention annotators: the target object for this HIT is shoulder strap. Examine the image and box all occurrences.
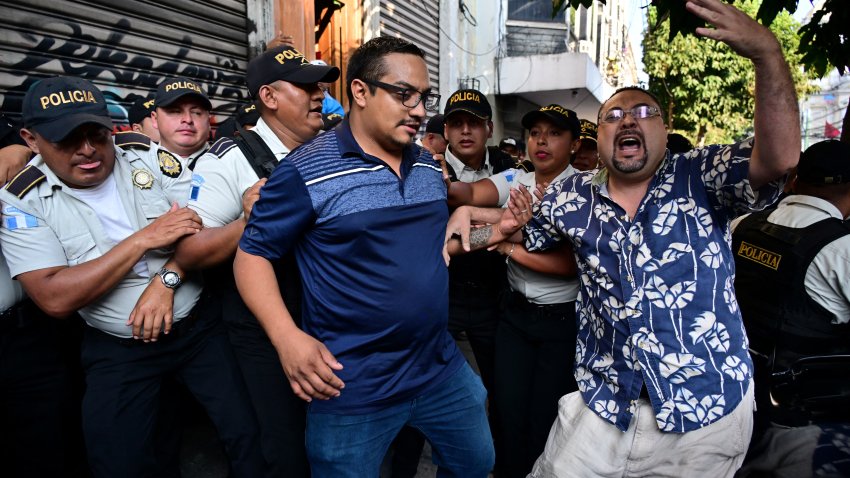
[232,129,279,179]
[487,146,515,174]
[113,131,152,151]
[4,165,46,198]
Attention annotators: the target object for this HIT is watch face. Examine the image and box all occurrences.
[162,271,180,287]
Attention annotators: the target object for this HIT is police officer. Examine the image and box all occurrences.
[127,96,159,142]
[572,118,598,171]
[173,45,339,477]
[0,76,264,478]
[733,139,850,476]
[151,76,212,172]
[418,113,446,154]
[442,89,513,398]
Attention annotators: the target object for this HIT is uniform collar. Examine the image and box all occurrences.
[780,194,846,220]
[251,117,291,160]
[445,147,490,177]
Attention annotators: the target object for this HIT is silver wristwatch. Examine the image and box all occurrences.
[156,267,183,289]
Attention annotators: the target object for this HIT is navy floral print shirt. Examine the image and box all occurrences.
[526,138,784,433]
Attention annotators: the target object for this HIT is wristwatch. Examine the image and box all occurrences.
[156,267,183,289]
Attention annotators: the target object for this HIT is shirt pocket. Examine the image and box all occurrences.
[59,232,98,266]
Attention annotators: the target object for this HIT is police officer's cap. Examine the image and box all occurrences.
[235,102,260,127]
[444,89,491,121]
[797,140,850,185]
[521,104,580,138]
[579,119,598,144]
[22,76,113,142]
[128,97,156,125]
[155,77,212,110]
[425,114,445,135]
[247,46,340,98]
[322,113,343,131]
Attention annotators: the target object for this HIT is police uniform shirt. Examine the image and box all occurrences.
[0,250,24,312]
[731,194,850,323]
[116,137,196,207]
[143,142,208,206]
[445,147,496,183]
[189,118,290,227]
[0,147,201,337]
[488,166,580,304]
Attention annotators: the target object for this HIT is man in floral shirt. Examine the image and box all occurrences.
[452,0,800,476]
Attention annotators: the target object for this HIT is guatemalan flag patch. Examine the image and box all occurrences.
[2,205,38,230]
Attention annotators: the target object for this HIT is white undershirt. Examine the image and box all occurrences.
[69,174,149,278]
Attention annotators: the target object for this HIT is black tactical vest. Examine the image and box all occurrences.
[733,207,850,424]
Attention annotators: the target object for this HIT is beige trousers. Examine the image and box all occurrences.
[528,382,754,478]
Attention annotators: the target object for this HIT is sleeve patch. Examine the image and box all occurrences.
[208,137,238,158]
[2,205,38,230]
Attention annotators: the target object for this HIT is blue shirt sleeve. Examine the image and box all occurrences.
[322,94,346,117]
[239,158,316,261]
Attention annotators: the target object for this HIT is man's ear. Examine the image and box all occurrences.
[150,110,160,131]
[19,128,40,155]
[487,120,494,139]
[350,79,370,108]
[257,84,278,111]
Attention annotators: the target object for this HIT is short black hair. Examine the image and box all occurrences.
[345,36,425,105]
[667,133,694,154]
[599,86,665,122]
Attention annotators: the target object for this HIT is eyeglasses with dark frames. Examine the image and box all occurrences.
[599,105,662,124]
[362,79,441,112]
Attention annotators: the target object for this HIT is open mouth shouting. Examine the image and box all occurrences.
[611,129,648,173]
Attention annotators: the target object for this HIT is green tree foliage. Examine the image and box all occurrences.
[551,0,848,77]
[642,0,817,145]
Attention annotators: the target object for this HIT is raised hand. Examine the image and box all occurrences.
[686,0,780,61]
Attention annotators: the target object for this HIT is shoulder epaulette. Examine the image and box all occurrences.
[114,131,152,150]
[4,165,46,198]
[208,137,238,158]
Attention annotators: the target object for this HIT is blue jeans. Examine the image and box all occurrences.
[306,363,495,477]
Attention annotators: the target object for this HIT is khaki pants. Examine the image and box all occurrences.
[528,382,754,478]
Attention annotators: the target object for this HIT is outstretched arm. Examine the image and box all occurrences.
[686,0,799,189]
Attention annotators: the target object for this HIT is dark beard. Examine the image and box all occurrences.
[611,151,648,173]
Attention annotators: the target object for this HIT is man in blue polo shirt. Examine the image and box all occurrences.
[234,37,494,476]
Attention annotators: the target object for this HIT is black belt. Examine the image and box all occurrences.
[87,312,200,346]
[506,290,573,321]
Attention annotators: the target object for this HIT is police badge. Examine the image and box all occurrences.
[158,150,183,178]
[131,168,154,189]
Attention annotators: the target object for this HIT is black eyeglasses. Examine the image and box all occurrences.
[362,79,441,112]
[599,105,662,124]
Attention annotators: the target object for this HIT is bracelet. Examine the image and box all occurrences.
[505,243,516,264]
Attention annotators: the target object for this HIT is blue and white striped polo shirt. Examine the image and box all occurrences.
[240,119,464,414]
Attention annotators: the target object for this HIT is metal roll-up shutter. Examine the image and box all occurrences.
[0,0,251,126]
[379,0,440,96]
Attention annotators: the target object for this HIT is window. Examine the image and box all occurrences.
[508,0,567,22]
